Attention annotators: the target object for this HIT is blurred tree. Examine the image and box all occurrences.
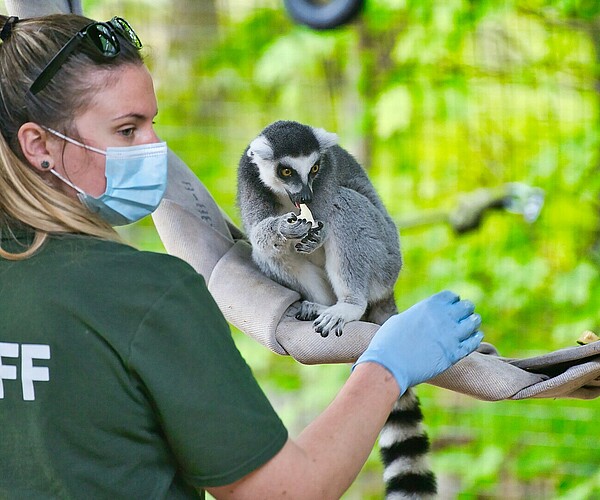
[519,1,600,259]
[169,0,217,54]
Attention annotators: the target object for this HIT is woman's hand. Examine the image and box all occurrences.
[354,290,483,395]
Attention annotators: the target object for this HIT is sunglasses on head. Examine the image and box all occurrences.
[29,17,142,96]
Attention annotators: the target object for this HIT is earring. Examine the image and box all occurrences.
[40,160,51,169]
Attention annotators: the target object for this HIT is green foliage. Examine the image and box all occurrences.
[86,0,600,496]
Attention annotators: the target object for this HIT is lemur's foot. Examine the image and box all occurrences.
[295,300,326,321]
[313,302,365,337]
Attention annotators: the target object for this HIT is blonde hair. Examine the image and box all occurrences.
[0,14,144,260]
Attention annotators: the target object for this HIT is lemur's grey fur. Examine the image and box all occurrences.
[237,120,437,499]
[237,120,401,337]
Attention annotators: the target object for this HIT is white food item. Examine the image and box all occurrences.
[298,203,317,227]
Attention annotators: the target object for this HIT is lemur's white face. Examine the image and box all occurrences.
[257,153,320,195]
[248,136,321,206]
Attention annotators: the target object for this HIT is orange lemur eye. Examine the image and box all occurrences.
[278,166,293,177]
[310,162,320,174]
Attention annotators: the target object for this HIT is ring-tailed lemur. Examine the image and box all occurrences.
[237,120,437,499]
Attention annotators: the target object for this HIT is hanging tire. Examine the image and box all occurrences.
[283,0,365,30]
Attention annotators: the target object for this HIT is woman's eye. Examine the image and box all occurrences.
[119,128,135,138]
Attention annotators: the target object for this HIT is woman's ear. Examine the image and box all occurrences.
[17,122,55,172]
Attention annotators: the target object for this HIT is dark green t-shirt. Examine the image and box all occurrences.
[0,230,287,499]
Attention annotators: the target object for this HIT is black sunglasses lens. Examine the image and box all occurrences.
[86,24,119,56]
[110,17,142,49]
[29,18,140,96]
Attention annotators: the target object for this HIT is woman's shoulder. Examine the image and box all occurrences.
[46,233,202,288]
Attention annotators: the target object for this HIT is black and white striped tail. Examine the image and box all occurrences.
[379,389,436,499]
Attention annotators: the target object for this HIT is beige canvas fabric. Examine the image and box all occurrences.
[8,0,600,401]
[4,0,82,17]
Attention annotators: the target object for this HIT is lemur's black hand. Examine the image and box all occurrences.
[279,212,312,239]
[295,221,324,253]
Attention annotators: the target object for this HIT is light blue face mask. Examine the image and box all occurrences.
[44,127,168,226]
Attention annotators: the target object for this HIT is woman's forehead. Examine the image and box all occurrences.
[81,64,157,122]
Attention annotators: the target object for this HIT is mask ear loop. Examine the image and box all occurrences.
[48,168,86,195]
[41,127,104,196]
[0,16,19,43]
[42,126,106,156]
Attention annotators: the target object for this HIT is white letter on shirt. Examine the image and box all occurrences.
[21,344,51,401]
[0,342,19,399]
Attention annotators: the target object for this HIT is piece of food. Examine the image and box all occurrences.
[298,203,318,227]
[577,330,600,345]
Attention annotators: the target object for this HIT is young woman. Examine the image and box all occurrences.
[0,14,483,498]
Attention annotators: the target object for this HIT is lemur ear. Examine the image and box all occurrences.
[248,135,274,161]
[312,127,338,152]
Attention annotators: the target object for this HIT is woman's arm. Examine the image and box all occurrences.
[208,362,399,499]
[208,290,483,499]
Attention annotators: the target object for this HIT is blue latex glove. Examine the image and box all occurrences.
[354,290,483,395]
